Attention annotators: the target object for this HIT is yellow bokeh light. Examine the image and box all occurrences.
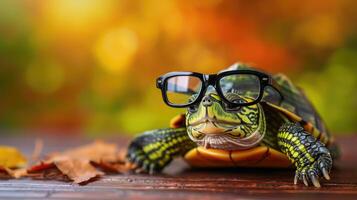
[42,0,114,33]
[94,27,139,74]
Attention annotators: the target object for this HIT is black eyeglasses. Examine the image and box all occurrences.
[156,69,283,108]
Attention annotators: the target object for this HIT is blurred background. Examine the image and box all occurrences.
[0,0,356,136]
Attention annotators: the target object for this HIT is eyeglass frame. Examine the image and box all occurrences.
[156,69,284,108]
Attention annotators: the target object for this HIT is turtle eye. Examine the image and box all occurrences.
[225,93,246,103]
[224,103,241,112]
[223,93,244,111]
[232,98,246,104]
[188,104,198,113]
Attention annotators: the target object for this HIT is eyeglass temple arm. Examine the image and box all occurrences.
[156,77,163,88]
[268,77,285,102]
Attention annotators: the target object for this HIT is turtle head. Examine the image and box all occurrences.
[185,87,266,150]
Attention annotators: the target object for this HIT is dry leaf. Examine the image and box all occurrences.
[28,140,130,184]
[4,168,28,179]
[0,167,13,179]
[94,160,133,174]
[27,162,70,182]
[55,158,104,183]
[0,146,27,179]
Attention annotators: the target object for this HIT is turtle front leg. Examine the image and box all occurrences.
[126,127,196,174]
[277,122,332,187]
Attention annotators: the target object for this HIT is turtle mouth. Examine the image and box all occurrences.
[188,117,241,128]
[189,122,236,135]
[187,117,243,137]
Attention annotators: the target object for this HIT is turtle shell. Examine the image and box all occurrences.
[262,72,333,146]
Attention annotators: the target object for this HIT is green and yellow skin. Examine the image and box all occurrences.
[126,65,338,188]
[127,127,196,173]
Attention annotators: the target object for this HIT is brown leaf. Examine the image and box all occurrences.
[0,167,12,179]
[33,168,70,182]
[94,160,133,174]
[27,162,70,182]
[28,140,131,184]
[0,167,27,179]
[54,157,104,184]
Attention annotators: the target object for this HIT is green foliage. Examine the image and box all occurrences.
[297,47,357,133]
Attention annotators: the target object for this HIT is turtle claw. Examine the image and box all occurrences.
[149,164,156,175]
[294,154,332,187]
[302,175,309,186]
[129,154,159,174]
[294,173,298,185]
[322,168,330,180]
[310,174,321,188]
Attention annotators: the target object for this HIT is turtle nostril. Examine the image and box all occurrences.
[202,96,213,107]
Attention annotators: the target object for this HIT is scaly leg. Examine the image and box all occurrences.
[278,122,332,187]
[126,127,196,174]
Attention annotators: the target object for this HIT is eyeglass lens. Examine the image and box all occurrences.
[166,75,202,105]
[219,74,261,104]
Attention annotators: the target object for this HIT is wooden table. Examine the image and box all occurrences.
[1,134,357,200]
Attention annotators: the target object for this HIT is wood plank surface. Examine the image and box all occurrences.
[0,134,356,200]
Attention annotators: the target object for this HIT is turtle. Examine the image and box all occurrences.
[126,63,339,188]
